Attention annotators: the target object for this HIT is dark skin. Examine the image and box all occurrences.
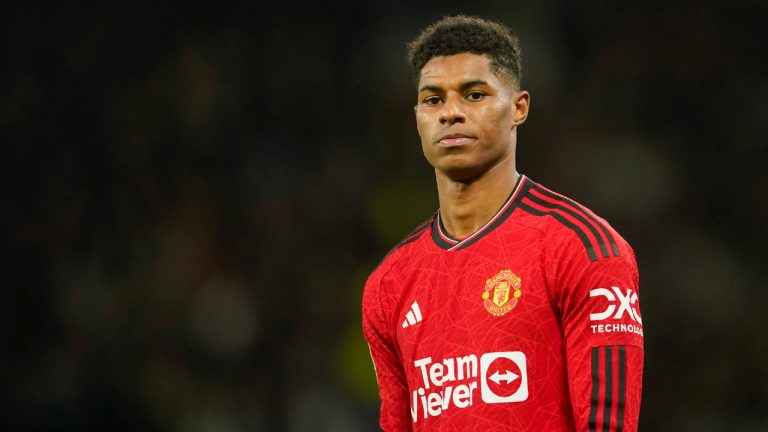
[415,53,530,240]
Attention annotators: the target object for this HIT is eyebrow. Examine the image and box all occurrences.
[418,80,490,94]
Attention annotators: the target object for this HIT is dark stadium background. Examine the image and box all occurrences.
[4,2,767,431]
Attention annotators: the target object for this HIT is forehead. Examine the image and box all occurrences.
[418,53,501,89]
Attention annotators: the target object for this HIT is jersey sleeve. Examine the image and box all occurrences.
[362,266,412,431]
[549,230,644,432]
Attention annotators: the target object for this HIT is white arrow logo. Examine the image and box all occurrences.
[489,370,519,385]
[480,352,528,403]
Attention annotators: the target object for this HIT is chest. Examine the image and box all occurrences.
[391,237,562,365]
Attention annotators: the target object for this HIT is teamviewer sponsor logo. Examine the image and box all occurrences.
[409,351,528,423]
[589,286,643,336]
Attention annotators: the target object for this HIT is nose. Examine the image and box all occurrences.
[439,96,465,125]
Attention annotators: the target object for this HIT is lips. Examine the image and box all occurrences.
[437,133,475,146]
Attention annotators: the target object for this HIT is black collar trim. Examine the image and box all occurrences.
[431,175,532,251]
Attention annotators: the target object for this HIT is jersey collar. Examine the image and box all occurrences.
[431,175,532,251]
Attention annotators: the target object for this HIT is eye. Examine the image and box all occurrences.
[423,96,442,106]
[466,91,486,102]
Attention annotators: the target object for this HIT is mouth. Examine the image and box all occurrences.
[437,133,475,147]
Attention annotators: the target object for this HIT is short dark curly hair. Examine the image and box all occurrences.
[407,15,522,89]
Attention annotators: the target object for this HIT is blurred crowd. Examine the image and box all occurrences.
[4,2,767,431]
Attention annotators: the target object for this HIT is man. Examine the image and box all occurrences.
[362,16,643,431]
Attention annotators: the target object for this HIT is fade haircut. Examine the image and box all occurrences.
[407,15,522,89]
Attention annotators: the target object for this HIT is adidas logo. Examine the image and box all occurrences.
[402,301,423,328]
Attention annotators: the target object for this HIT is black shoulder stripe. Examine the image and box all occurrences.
[525,193,610,259]
[531,185,620,257]
[519,200,598,261]
[375,215,434,270]
[394,215,433,250]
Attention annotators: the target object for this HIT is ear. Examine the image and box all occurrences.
[510,90,530,127]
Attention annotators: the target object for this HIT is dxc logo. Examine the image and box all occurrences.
[589,287,642,324]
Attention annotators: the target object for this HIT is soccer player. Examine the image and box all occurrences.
[362,16,644,431]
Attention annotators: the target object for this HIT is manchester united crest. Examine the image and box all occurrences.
[482,269,522,316]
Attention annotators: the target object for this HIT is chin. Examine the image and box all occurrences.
[436,163,485,183]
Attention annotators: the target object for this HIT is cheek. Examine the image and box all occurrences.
[415,117,430,150]
[415,113,432,141]
[415,120,425,138]
[483,106,512,134]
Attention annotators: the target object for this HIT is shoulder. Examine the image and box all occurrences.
[363,214,434,295]
[369,213,435,278]
[362,214,434,331]
[514,180,639,308]
[515,180,634,264]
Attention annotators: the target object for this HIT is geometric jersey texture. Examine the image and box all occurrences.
[362,175,643,431]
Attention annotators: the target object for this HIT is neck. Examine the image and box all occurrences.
[436,154,519,240]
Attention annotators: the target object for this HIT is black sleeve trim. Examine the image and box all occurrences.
[589,346,628,432]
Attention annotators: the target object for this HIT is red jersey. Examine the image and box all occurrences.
[362,175,644,431]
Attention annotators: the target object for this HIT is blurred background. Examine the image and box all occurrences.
[3,1,767,431]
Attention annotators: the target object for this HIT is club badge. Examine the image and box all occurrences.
[482,269,522,317]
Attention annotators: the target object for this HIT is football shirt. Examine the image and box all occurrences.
[362,175,643,431]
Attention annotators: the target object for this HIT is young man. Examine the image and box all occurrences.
[362,16,643,431]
